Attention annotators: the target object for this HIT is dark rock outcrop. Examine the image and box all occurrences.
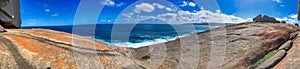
[0,25,6,32]
[0,0,21,28]
[298,0,300,20]
[280,21,286,23]
[253,14,280,23]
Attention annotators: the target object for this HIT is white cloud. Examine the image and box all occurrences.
[103,0,125,7]
[273,0,281,3]
[105,0,115,6]
[51,13,59,16]
[153,3,175,12]
[290,14,298,19]
[99,20,113,23]
[120,2,251,23]
[125,3,176,19]
[201,6,204,10]
[100,20,107,22]
[276,14,299,24]
[165,7,173,12]
[153,3,165,9]
[116,2,126,7]
[121,9,251,23]
[122,13,134,18]
[180,1,196,7]
[134,3,155,13]
[44,9,50,12]
[107,20,111,22]
[180,1,188,7]
[174,10,250,23]
[188,2,196,7]
[157,13,178,18]
[216,10,221,13]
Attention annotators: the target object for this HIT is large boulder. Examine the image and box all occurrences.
[0,0,21,28]
[253,14,280,23]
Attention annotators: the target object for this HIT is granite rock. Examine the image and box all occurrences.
[253,14,280,23]
[130,23,299,69]
[0,0,21,28]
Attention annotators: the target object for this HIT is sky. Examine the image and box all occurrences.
[20,0,299,26]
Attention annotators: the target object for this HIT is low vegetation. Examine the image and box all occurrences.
[252,50,276,69]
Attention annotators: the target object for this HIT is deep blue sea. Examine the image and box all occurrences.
[22,24,214,47]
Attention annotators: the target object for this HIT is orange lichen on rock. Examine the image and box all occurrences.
[0,47,3,51]
[69,64,76,69]
[5,35,62,60]
[51,58,65,68]
[57,58,65,68]
[99,57,107,62]
[43,58,50,62]
[22,29,110,51]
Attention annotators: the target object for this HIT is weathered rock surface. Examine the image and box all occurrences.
[0,29,127,69]
[290,32,298,40]
[129,23,299,69]
[0,23,298,69]
[273,32,300,69]
[0,0,21,28]
[278,40,293,51]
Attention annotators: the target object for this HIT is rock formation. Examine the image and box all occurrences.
[298,0,300,20]
[280,21,286,23]
[273,32,300,69]
[0,23,298,69]
[253,14,280,23]
[0,0,21,28]
[0,25,6,32]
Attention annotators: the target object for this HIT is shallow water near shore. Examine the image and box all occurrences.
[22,24,216,47]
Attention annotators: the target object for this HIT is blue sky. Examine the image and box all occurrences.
[20,0,299,26]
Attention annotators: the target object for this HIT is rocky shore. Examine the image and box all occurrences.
[0,23,299,69]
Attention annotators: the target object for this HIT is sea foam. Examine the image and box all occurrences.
[109,34,191,48]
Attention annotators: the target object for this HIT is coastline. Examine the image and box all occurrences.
[22,24,213,48]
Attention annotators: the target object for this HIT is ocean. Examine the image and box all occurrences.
[22,24,214,47]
